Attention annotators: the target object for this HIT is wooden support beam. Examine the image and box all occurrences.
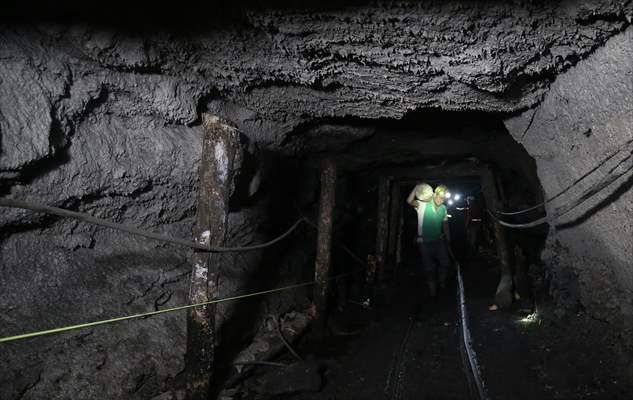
[386,181,402,277]
[313,159,337,332]
[513,245,531,301]
[481,166,513,309]
[366,254,377,287]
[375,176,390,282]
[395,211,404,267]
[366,254,377,300]
[186,114,238,400]
[378,161,481,183]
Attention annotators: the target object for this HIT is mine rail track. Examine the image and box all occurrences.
[457,260,489,400]
[383,257,489,400]
[383,317,415,400]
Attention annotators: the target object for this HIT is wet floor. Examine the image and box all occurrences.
[244,260,472,400]
[309,268,470,400]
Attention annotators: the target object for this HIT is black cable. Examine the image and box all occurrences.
[490,150,633,229]
[0,198,307,253]
[232,361,286,368]
[554,152,633,219]
[496,138,633,216]
[267,315,302,361]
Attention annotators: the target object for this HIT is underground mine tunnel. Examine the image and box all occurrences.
[1,1,632,400]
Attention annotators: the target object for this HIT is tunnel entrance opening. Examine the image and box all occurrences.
[0,5,631,398]
[224,109,565,399]
[286,109,549,313]
[210,106,625,400]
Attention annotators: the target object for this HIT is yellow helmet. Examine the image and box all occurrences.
[434,185,448,197]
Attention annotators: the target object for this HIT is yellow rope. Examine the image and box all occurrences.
[0,199,367,344]
[0,269,363,344]
[0,281,315,344]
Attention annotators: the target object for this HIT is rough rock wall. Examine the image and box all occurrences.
[0,115,314,400]
[504,26,633,335]
[1,1,632,399]
[225,1,630,119]
[210,0,631,143]
[2,1,630,172]
[0,118,201,399]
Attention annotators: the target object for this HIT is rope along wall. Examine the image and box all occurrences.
[0,269,363,344]
[0,281,313,343]
[490,145,633,229]
[0,199,367,344]
[0,198,307,252]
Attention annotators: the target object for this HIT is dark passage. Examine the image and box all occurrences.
[282,270,470,400]
[226,153,632,399]
[1,5,632,399]
[235,257,470,400]
[233,244,633,400]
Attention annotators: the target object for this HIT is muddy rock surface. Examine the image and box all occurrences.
[1,1,632,399]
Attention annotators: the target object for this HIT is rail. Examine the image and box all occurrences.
[456,258,489,400]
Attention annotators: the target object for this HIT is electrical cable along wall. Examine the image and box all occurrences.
[0,198,368,344]
[0,5,631,399]
[490,137,633,229]
[502,26,633,347]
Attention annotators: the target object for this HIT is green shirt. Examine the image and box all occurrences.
[415,201,447,242]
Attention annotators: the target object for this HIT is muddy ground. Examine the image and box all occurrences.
[230,248,633,400]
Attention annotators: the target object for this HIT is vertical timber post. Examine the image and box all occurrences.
[366,254,377,300]
[313,158,337,333]
[395,211,404,267]
[375,175,390,282]
[481,166,513,309]
[387,181,401,279]
[186,114,238,400]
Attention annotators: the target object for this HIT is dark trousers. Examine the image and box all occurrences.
[417,239,451,293]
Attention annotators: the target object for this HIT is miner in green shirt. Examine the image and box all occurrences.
[407,184,452,297]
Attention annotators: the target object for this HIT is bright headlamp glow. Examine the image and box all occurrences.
[445,192,451,199]
[454,194,461,200]
[448,199,454,205]
[517,312,539,325]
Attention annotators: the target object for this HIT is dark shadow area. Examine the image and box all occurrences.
[0,85,111,196]
[228,110,555,398]
[0,0,374,29]
[229,133,263,212]
[209,151,320,397]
